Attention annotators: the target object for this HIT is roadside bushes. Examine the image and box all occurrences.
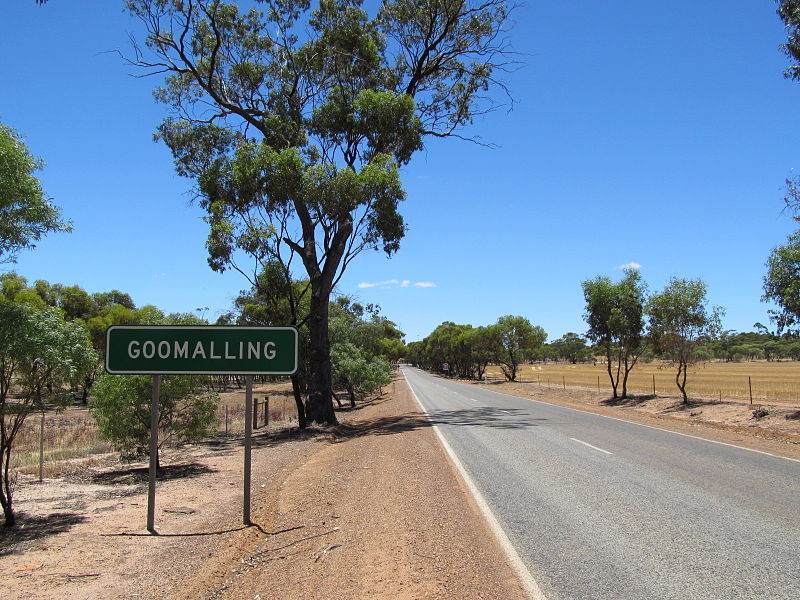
[90,374,218,463]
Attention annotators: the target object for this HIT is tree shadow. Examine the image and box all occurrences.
[601,394,654,407]
[332,406,545,441]
[91,462,216,485]
[0,511,87,556]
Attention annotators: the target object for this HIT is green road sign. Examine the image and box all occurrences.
[105,326,298,375]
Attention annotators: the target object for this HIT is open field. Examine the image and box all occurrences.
[485,360,800,406]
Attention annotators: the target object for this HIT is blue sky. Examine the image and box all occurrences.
[1,1,799,342]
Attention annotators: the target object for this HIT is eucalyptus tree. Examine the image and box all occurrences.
[0,123,70,264]
[1,302,95,527]
[648,277,724,404]
[582,269,647,399]
[125,0,516,424]
[763,231,800,334]
[492,315,546,381]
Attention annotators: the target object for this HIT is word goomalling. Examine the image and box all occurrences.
[126,340,278,361]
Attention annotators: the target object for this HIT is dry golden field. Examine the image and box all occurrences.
[485,360,800,405]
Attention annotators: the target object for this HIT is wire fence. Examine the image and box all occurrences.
[483,362,800,405]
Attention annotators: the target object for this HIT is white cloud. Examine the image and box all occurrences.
[618,262,642,270]
[357,279,437,289]
[358,279,399,288]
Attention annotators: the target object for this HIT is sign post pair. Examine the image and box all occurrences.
[105,326,298,533]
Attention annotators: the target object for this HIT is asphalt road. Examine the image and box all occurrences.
[402,366,800,600]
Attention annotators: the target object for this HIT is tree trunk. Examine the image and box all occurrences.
[606,349,618,398]
[676,361,689,404]
[290,374,308,429]
[305,285,337,425]
[2,502,14,527]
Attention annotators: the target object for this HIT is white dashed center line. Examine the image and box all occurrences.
[570,438,613,455]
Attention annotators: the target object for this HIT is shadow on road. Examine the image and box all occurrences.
[332,406,544,441]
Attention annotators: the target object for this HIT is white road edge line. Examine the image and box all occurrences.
[404,372,547,600]
[570,438,613,455]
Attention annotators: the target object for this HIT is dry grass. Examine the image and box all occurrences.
[8,380,303,477]
[9,407,114,477]
[215,380,299,433]
[485,360,800,405]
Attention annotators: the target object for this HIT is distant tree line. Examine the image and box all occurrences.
[405,271,729,405]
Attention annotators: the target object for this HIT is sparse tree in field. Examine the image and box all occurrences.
[492,315,546,381]
[125,0,516,425]
[0,123,71,264]
[551,332,589,364]
[647,277,724,404]
[0,301,95,527]
[582,269,647,399]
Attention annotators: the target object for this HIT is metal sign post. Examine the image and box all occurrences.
[147,375,160,533]
[243,376,253,525]
[103,326,297,534]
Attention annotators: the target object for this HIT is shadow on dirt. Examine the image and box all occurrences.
[0,511,87,556]
[91,462,216,485]
[601,394,654,407]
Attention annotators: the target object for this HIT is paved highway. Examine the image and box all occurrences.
[402,366,800,600]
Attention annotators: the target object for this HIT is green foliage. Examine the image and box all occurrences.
[648,277,724,403]
[90,373,218,460]
[777,1,800,81]
[330,342,392,404]
[582,268,647,398]
[1,300,96,526]
[763,231,800,334]
[549,332,590,364]
[329,299,400,404]
[492,315,547,381]
[0,123,71,263]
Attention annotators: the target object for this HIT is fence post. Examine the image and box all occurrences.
[265,396,269,426]
[38,409,45,483]
[749,376,753,405]
[562,375,566,390]
[652,374,656,396]
[253,398,259,429]
[225,405,228,435]
[597,376,600,392]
